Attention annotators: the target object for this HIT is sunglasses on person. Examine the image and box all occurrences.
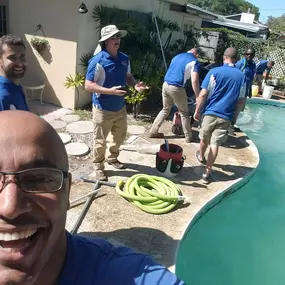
[110,34,122,39]
[0,168,68,193]
[245,53,255,57]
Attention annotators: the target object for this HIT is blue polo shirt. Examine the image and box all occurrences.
[256,60,270,75]
[201,64,246,121]
[86,50,130,111]
[58,232,185,285]
[164,52,200,87]
[0,76,29,111]
[236,58,256,97]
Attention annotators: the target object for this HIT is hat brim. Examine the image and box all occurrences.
[99,30,127,42]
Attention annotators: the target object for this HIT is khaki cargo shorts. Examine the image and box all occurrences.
[199,115,231,146]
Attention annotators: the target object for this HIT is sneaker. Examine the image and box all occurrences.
[89,170,107,181]
[185,136,193,143]
[148,132,164,139]
[196,150,206,164]
[228,126,236,136]
[107,160,125,169]
[201,173,211,184]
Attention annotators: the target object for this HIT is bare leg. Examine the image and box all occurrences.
[205,145,219,176]
[199,138,208,160]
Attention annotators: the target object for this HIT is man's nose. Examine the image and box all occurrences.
[15,57,25,66]
[0,182,32,220]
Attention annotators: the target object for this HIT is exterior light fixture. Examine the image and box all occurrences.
[78,2,88,14]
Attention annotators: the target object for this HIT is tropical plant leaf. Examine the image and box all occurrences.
[80,51,94,72]
[64,73,85,89]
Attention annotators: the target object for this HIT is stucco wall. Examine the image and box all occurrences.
[9,0,79,109]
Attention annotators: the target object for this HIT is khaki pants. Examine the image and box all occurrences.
[150,82,192,138]
[93,106,127,170]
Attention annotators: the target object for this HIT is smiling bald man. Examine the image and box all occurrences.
[0,110,185,285]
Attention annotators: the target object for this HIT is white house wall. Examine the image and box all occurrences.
[9,0,79,109]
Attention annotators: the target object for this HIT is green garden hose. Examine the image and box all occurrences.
[116,174,185,214]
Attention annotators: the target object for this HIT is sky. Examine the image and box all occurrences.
[250,0,285,23]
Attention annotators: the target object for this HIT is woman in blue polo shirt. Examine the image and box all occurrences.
[85,25,148,181]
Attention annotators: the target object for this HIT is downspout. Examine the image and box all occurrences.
[151,0,168,71]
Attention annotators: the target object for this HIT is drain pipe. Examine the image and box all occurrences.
[151,0,167,71]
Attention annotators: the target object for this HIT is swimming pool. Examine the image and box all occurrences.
[176,100,285,285]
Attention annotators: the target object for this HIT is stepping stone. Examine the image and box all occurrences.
[65,142,89,156]
[127,125,146,135]
[61,114,80,123]
[66,121,93,134]
[58,133,72,144]
[49,120,67,130]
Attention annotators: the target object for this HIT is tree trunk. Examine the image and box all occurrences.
[75,88,79,109]
[133,103,141,120]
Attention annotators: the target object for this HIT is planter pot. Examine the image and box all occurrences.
[32,43,47,54]
[133,103,141,119]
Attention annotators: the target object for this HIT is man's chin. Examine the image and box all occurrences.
[13,73,25,79]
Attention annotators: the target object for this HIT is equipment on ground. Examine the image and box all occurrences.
[116,173,184,214]
[156,141,185,178]
[69,178,116,234]
[70,173,184,232]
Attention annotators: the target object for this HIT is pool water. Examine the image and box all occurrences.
[176,103,285,285]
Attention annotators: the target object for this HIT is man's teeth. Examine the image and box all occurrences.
[0,229,37,241]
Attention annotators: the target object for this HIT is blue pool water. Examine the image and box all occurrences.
[176,102,285,285]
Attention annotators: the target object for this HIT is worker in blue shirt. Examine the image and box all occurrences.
[255,59,275,93]
[194,48,246,184]
[0,35,29,111]
[0,110,185,285]
[148,48,201,143]
[233,48,256,130]
[85,25,148,181]
[236,48,256,98]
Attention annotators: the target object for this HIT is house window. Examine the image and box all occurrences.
[0,3,8,37]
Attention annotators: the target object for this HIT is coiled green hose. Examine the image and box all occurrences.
[116,174,185,214]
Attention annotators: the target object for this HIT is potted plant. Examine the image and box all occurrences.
[125,87,149,119]
[31,37,49,54]
[64,73,85,109]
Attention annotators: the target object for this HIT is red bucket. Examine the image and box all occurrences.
[158,143,183,162]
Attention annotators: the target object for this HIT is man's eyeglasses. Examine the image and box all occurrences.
[245,53,255,57]
[0,168,69,193]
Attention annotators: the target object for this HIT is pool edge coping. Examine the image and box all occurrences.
[174,98,285,274]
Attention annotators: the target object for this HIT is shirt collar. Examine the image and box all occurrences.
[0,75,22,89]
[0,75,14,84]
[223,63,235,67]
[102,49,120,59]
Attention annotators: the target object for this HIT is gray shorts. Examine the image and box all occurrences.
[199,115,231,146]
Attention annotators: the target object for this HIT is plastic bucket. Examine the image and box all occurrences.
[262,85,274,99]
[252,85,259,97]
[158,143,183,162]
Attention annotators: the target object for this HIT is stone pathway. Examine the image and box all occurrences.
[42,109,146,158]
